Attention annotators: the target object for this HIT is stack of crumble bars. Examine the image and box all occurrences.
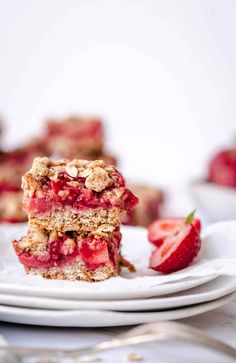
[13,157,138,281]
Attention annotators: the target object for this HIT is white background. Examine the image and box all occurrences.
[0,0,236,187]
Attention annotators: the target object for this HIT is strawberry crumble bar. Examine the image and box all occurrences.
[22,157,138,233]
[122,184,163,227]
[13,157,138,281]
[45,116,103,159]
[13,227,122,281]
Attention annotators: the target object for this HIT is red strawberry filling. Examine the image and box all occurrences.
[23,172,137,215]
[17,240,78,269]
[15,232,121,270]
[78,236,120,270]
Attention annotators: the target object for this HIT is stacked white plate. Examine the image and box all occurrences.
[0,222,236,327]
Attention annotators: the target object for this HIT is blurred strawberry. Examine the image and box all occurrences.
[208,148,236,188]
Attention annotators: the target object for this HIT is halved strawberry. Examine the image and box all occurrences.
[148,216,201,247]
[149,212,201,273]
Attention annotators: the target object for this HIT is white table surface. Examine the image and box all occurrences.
[0,299,236,362]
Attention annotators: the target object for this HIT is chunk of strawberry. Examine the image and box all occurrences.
[148,217,201,247]
[149,222,201,273]
[79,237,110,269]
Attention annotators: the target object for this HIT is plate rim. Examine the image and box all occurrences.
[0,274,216,300]
[0,292,235,327]
[0,275,235,311]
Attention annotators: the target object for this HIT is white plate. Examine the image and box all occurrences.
[0,275,235,311]
[0,222,236,300]
[190,181,236,221]
[0,293,235,327]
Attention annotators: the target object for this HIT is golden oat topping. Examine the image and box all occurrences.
[25,157,120,193]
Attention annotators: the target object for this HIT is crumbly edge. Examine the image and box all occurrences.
[28,207,125,234]
[119,255,136,273]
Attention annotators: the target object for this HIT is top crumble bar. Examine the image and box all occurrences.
[22,157,138,232]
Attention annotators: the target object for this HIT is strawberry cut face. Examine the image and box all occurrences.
[149,223,201,274]
[148,218,201,247]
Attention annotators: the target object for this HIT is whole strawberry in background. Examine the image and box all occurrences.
[149,211,201,274]
[208,148,236,188]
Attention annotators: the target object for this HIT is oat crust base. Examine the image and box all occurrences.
[29,207,124,233]
[26,258,118,282]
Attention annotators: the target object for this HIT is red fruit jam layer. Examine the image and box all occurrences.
[15,232,121,271]
[23,172,138,215]
[47,120,102,140]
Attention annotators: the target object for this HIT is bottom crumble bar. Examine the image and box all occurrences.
[13,227,129,282]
